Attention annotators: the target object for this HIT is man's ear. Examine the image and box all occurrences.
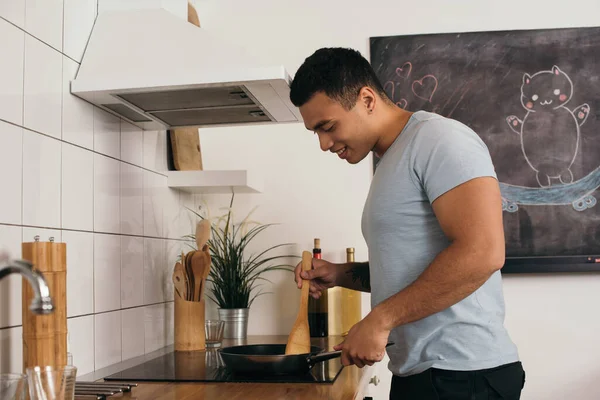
[358,86,376,113]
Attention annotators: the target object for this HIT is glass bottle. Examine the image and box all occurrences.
[341,247,362,336]
[308,238,328,337]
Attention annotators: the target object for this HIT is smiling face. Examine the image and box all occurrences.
[299,91,377,164]
[521,65,573,111]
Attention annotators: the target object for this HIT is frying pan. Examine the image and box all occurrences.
[218,342,394,376]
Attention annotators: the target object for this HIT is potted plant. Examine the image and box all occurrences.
[185,193,297,339]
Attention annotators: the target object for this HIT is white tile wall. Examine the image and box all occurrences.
[0,225,23,328]
[64,230,94,318]
[165,302,174,346]
[143,238,166,304]
[0,0,26,29]
[0,122,22,225]
[143,170,165,237]
[142,130,168,174]
[0,0,179,377]
[62,142,94,231]
[121,236,144,308]
[62,57,94,149]
[23,35,62,139]
[22,129,61,228]
[121,308,145,361]
[94,153,120,234]
[25,0,63,51]
[62,0,96,62]
[0,19,24,126]
[121,121,143,166]
[0,326,23,374]
[94,311,121,370]
[144,304,166,353]
[93,108,120,159]
[67,315,94,375]
[120,163,143,236]
[94,233,121,313]
[163,188,180,240]
[179,191,196,239]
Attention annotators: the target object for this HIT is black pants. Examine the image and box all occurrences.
[389,361,525,400]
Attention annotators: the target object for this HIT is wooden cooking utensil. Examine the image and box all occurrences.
[196,244,212,300]
[196,220,211,250]
[182,251,194,301]
[285,251,313,355]
[187,1,200,28]
[189,250,204,302]
[201,244,211,282]
[172,262,187,300]
[167,4,203,173]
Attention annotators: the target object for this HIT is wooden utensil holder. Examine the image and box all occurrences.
[21,238,67,370]
[175,295,206,351]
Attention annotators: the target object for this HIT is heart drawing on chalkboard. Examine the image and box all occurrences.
[395,62,412,79]
[412,75,438,102]
[396,99,408,109]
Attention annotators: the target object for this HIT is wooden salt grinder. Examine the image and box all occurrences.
[21,236,67,370]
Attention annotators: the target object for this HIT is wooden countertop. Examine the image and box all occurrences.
[93,335,373,400]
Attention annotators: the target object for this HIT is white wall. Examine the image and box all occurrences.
[192,1,600,399]
[0,1,186,376]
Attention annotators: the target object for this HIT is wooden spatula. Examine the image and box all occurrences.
[172,262,187,300]
[197,244,212,300]
[285,251,313,355]
[181,251,193,301]
[190,249,208,302]
[196,219,211,250]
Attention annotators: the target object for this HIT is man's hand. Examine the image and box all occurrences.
[332,313,391,368]
[294,258,338,299]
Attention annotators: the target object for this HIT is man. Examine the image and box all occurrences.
[290,47,525,399]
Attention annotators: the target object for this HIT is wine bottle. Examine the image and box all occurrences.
[341,247,362,336]
[308,238,328,337]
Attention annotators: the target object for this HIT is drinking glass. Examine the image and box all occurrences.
[26,365,77,400]
[0,374,26,400]
[205,319,225,347]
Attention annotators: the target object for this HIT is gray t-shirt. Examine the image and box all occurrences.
[362,110,519,377]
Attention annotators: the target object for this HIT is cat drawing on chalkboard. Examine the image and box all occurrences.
[506,65,590,187]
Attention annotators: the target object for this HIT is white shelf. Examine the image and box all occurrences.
[167,170,263,194]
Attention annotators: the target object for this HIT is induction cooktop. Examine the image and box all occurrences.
[103,349,344,384]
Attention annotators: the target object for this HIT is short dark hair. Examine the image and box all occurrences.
[289,47,390,110]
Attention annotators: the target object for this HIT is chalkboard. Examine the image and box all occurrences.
[369,26,600,271]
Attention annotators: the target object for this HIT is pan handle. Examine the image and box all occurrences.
[307,342,394,365]
[308,349,342,365]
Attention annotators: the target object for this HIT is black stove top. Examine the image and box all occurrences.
[103,349,344,384]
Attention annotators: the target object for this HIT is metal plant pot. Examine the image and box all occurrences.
[218,308,249,339]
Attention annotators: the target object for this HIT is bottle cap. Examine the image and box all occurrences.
[346,247,354,253]
[314,238,321,248]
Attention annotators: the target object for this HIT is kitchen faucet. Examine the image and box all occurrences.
[0,258,54,314]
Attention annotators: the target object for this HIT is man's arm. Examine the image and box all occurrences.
[336,262,371,292]
[369,176,505,331]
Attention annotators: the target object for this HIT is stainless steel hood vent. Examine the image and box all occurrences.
[70,8,302,130]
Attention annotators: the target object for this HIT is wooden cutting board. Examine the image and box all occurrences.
[167,3,203,172]
[170,127,203,171]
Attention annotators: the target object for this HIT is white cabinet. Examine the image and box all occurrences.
[357,292,393,399]
[362,354,392,400]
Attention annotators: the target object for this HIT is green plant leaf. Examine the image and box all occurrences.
[182,193,298,309]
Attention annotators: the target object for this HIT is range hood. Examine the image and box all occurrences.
[70,8,303,130]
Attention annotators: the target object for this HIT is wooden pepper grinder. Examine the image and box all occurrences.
[21,236,67,370]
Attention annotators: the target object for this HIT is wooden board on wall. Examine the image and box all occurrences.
[169,127,203,171]
[370,27,600,265]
